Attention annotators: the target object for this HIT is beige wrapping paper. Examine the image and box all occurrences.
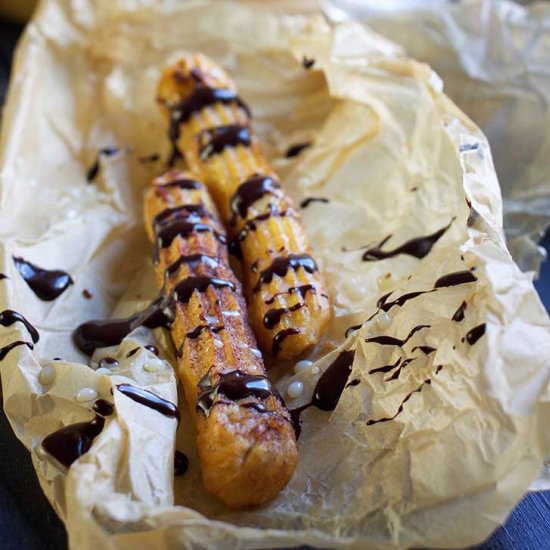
[1,1,550,548]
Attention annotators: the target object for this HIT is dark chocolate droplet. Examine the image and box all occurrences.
[465,323,486,345]
[154,218,225,264]
[286,142,311,158]
[289,350,357,438]
[196,370,273,417]
[168,88,251,156]
[174,450,189,476]
[0,309,40,343]
[345,323,363,338]
[41,415,105,468]
[0,340,33,361]
[254,255,318,292]
[311,350,356,411]
[434,270,477,288]
[82,289,93,299]
[378,290,434,312]
[98,356,119,369]
[153,203,209,229]
[93,399,114,417]
[302,56,315,69]
[230,175,281,221]
[73,294,171,355]
[369,357,402,375]
[186,324,224,339]
[117,384,179,420]
[385,357,416,381]
[144,345,160,356]
[242,402,269,414]
[362,220,453,261]
[263,302,304,329]
[126,347,140,358]
[452,301,467,322]
[265,284,316,305]
[174,276,235,304]
[365,325,430,347]
[411,346,436,355]
[13,257,73,301]
[198,125,251,160]
[367,379,430,426]
[272,328,300,357]
[86,146,119,182]
[165,254,219,279]
[299,197,329,209]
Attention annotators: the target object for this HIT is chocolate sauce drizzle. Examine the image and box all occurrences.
[263,302,305,329]
[98,356,119,369]
[272,328,301,356]
[369,357,402,375]
[233,207,293,246]
[73,294,170,355]
[165,254,219,279]
[265,284,316,305]
[156,178,202,193]
[299,197,329,209]
[168,87,250,156]
[74,276,235,355]
[117,384,179,420]
[434,270,477,288]
[186,324,224,339]
[362,220,454,262]
[290,350,356,438]
[153,212,226,264]
[465,323,486,345]
[198,125,251,160]
[42,415,105,468]
[92,399,114,417]
[286,142,311,158]
[230,175,281,222]
[366,379,431,426]
[385,357,416,381]
[0,310,39,343]
[174,450,189,476]
[452,301,467,322]
[346,266,478,337]
[196,370,273,417]
[86,146,119,182]
[13,257,73,301]
[377,290,434,312]
[126,347,140,358]
[365,325,430,347]
[145,345,160,356]
[0,340,33,361]
[411,346,436,355]
[254,254,318,292]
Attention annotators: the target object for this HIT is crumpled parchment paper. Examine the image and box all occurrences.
[324,0,550,274]
[1,1,550,549]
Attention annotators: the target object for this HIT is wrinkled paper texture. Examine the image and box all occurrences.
[1,1,550,549]
[325,0,550,273]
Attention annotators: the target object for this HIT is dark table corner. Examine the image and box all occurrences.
[1,15,550,550]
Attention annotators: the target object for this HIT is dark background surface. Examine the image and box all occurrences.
[1,17,550,550]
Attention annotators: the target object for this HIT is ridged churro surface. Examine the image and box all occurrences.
[157,54,331,360]
[144,169,298,508]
